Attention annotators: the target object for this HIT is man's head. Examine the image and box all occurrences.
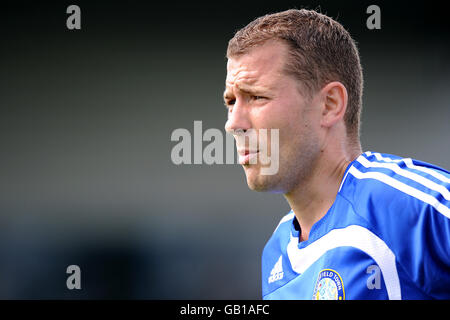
[224,9,363,193]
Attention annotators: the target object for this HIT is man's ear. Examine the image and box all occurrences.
[319,81,348,128]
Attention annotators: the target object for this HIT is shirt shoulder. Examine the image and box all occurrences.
[339,151,450,298]
[340,151,450,223]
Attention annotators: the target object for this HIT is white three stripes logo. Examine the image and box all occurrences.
[268,256,284,283]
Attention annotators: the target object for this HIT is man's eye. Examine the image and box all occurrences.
[252,96,266,100]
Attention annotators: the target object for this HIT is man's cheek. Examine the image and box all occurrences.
[260,129,280,175]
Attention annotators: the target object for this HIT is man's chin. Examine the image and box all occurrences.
[244,165,279,192]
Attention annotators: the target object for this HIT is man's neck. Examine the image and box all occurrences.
[284,149,359,242]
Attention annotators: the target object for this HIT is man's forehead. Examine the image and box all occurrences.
[225,41,288,88]
[224,65,279,96]
[224,69,272,96]
[225,66,259,86]
[227,51,281,75]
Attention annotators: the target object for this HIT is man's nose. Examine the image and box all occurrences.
[224,102,251,134]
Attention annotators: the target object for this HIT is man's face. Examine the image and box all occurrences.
[224,40,322,193]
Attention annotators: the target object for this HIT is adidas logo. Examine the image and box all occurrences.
[268,256,284,284]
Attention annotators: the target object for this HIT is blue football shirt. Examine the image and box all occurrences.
[262,151,450,300]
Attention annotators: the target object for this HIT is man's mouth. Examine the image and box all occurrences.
[238,149,259,165]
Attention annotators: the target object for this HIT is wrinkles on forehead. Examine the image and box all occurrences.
[224,41,290,99]
[226,67,258,86]
[227,72,268,93]
[225,63,278,98]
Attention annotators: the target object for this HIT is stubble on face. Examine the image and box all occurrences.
[226,41,321,194]
[245,107,320,194]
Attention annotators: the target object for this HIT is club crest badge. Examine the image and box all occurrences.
[312,269,345,300]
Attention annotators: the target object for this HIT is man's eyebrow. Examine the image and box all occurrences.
[223,79,273,103]
[227,83,268,97]
[223,88,259,103]
[236,82,263,95]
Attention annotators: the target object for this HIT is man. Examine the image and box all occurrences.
[223,9,450,299]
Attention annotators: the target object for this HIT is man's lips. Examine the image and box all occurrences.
[237,149,259,165]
